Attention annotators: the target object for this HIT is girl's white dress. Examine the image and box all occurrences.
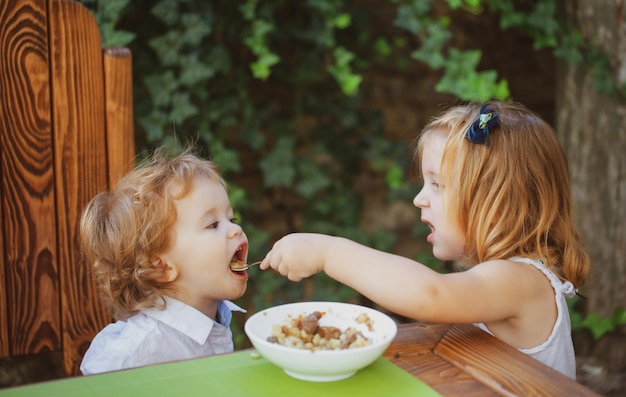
[474,257,577,379]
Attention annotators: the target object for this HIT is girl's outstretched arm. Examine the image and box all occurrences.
[260,233,445,319]
[260,233,533,326]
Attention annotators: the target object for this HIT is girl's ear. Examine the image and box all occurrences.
[151,258,178,283]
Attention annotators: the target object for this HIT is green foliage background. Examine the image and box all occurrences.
[81,0,624,346]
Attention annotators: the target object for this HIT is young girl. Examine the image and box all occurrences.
[80,147,250,375]
[260,100,590,379]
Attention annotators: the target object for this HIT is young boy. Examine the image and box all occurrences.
[79,147,250,375]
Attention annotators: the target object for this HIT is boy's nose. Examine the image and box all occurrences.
[229,222,244,238]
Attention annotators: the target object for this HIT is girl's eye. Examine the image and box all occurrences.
[230,217,239,224]
[207,221,219,229]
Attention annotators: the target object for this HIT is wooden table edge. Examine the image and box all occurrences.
[384,322,601,397]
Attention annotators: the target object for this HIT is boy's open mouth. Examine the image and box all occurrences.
[229,247,246,271]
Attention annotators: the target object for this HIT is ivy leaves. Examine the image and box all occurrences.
[81,0,610,314]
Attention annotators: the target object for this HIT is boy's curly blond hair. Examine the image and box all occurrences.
[79,147,226,320]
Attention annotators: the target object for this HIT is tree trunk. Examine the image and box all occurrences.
[555,0,626,383]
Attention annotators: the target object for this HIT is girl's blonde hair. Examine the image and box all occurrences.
[417,101,589,288]
[79,147,226,320]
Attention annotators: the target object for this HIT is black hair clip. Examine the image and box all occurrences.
[466,102,500,147]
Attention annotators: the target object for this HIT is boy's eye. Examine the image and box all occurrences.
[230,217,239,224]
[207,221,219,229]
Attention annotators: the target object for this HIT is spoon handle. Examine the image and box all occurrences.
[246,261,262,269]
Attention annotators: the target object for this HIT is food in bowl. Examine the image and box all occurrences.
[267,311,373,350]
[244,301,398,382]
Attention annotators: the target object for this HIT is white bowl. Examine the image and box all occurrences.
[244,301,398,382]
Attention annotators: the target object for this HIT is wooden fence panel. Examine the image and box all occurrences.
[48,0,112,376]
[0,0,135,376]
[104,48,136,188]
[0,187,5,357]
[0,0,61,356]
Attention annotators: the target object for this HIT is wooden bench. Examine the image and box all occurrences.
[0,0,135,377]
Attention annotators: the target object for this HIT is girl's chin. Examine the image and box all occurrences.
[432,248,459,262]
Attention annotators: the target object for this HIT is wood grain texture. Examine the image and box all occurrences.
[384,323,500,396]
[1,0,135,376]
[48,0,112,376]
[104,47,136,188]
[385,322,601,396]
[436,324,595,396]
[0,190,5,357]
[0,0,61,356]
[0,150,5,357]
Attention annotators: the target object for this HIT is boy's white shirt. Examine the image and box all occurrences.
[80,297,246,375]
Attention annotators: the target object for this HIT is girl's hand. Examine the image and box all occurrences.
[260,233,329,281]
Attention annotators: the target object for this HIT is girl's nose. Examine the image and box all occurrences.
[413,189,428,208]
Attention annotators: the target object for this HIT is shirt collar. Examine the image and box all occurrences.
[141,297,246,345]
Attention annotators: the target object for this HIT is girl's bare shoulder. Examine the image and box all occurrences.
[467,258,549,295]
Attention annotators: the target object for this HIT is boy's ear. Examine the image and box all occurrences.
[151,258,178,283]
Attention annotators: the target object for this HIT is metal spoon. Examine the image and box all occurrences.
[230,261,262,272]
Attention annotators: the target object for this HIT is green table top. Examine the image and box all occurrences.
[0,351,440,396]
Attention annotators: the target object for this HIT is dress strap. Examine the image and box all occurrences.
[509,257,576,299]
